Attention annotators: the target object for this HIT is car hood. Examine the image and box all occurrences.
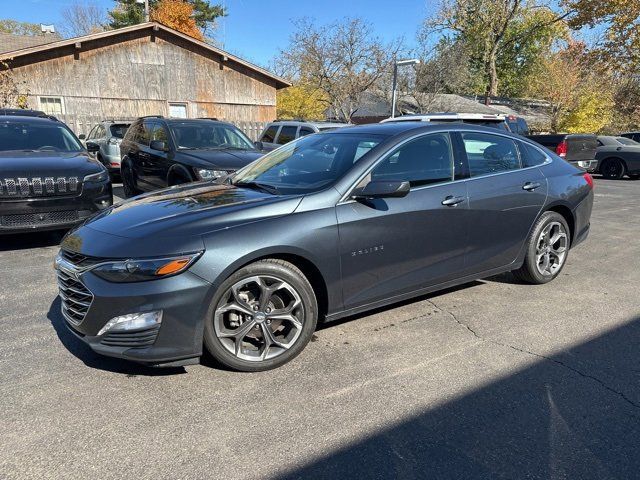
[178,149,263,170]
[68,182,302,253]
[0,151,103,177]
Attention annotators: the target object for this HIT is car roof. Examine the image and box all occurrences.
[327,121,523,138]
[269,120,348,128]
[381,112,507,123]
[0,115,60,124]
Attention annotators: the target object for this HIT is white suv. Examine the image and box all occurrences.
[381,113,512,131]
[257,120,348,151]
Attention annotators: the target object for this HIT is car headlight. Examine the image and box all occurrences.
[84,170,109,183]
[194,168,229,180]
[98,311,163,336]
[92,252,203,282]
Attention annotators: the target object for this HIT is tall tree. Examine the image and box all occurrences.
[151,0,203,40]
[0,61,28,109]
[108,0,225,34]
[424,0,570,102]
[0,19,42,36]
[277,18,402,122]
[564,0,640,73]
[60,2,107,38]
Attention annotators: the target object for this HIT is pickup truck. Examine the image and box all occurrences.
[526,134,598,171]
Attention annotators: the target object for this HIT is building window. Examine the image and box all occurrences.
[168,103,188,118]
[39,96,64,115]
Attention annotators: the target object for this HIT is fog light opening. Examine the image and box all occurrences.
[98,311,163,336]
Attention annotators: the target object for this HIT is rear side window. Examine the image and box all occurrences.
[124,122,142,142]
[520,142,548,167]
[276,125,297,145]
[462,132,521,176]
[371,133,454,188]
[261,125,278,143]
[110,124,130,139]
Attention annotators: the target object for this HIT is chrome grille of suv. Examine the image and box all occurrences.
[0,176,79,197]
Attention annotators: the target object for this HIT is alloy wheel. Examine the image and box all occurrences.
[535,221,568,276]
[213,275,305,362]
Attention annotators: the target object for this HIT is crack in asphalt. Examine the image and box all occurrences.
[425,299,640,411]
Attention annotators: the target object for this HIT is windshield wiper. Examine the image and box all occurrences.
[235,181,280,195]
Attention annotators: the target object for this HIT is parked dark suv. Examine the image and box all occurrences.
[0,112,112,234]
[120,117,263,197]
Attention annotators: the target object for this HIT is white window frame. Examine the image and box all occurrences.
[168,102,188,119]
[38,96,65,115]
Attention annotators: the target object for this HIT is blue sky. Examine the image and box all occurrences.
[3,0,435,67]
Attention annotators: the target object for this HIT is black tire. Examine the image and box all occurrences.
[121,161,141,198]
[628,173,640,180]
[204,259,318,372]
[513,211,571,285]
[601,158,626,180]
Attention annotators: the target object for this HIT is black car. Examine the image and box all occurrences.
[120,117,263,197]
[0,113,112,234]
[56,123,593,371]
[593,136,640,180]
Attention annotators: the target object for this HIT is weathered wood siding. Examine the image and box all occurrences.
[10,31,277,134]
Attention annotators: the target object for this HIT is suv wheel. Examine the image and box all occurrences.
[204,259,317,371]
[121,161,141,198]
[513,211,570,284]
[601,158,626,180]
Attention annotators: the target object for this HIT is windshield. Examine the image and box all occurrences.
[231,133,385,194]
[616,137,639,146]
[0,120,83,153]
[171,122,254,150]
[110,124,130,139]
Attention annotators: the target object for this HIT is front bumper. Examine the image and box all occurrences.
[59,267,212,366]
[0,180,112,234]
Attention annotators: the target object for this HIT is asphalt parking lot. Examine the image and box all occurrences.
[1,179,639,480]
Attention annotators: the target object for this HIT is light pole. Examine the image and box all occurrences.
[391,58,420,118]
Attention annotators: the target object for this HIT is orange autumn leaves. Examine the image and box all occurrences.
[151,0,204,41]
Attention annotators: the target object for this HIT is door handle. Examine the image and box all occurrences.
[441,195,465,206]
[522,182,541,191]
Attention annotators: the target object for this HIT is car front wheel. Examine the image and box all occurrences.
[204,259,318,371]
[513,211,570,284]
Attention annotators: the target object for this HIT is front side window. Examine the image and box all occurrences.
[261,125,278,143]
[462,132,521,176]
[150,124,169,143]
[276,125,297,145]
[0,120,83,153]
[299,127,315,137]
[171,122,254,150]
[232,133,385,194]
[369,133,454,187]
[87,125,99,140]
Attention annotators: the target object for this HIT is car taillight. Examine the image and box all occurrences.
[583,172,594,189]
[556,140,567,158]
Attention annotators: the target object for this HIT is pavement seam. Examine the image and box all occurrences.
[426,298,640,412]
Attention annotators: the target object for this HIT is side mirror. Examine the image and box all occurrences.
[254,141,264,151]
[85,141,100,153]
[150,140,168,152]
[352,180,410,200]
[78,134,86,140]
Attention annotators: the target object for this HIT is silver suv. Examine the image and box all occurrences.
[257,120,347,151]
[82,121,131,176]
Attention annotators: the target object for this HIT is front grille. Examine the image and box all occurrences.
[1,210,79,227]
[57,267,93,326]
[101,325,161,347]
[0,176,80,198]
[60,249,106,268]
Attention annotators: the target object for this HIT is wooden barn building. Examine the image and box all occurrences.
[0,22,289,139]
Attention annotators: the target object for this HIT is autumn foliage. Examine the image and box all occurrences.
[151,0,203,41]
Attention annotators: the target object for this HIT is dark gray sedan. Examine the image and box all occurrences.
[55,123,594,371]
[594,135,640,180]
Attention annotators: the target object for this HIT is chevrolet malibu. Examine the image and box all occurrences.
[55,123,594,371]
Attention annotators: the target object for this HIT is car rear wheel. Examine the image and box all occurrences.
[513,211,570,284]
[601,158,626,180]
[121,162,141,198]
[204,259,317,371]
